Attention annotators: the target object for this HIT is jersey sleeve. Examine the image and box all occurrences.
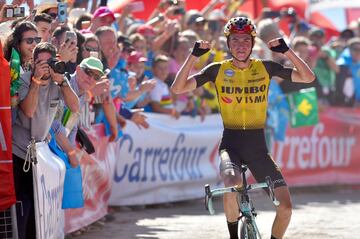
[263,60,293,81]
[193,62,221,87]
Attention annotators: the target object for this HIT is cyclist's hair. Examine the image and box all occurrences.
[95,26,116,39]
[34,13,52,24]
[33,42,57,61]
[3,21,38,61]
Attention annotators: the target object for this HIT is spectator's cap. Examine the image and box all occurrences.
[137,25,156,37]
[127,51,147,64]
[309,27,325,37]
[118,35,135,53]
[68,8,87,25]
[186,11,206,25]
[36,0,58,13]
[93,6,115,22]
[207,9,226,21]
[80,57,104,75]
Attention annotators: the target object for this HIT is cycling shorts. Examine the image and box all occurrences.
[219,128,287,189]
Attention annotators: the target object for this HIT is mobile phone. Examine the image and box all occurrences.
[4,7,25,18]
[57,2,67,23]
[129,1,144,13]
[65,31,77,44]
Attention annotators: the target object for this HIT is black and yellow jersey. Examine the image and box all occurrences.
[194,59,292,130]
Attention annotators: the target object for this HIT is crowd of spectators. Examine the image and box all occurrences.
[1,0,360,238]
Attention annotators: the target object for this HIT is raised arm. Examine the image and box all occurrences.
[171,41,211,94]
[268,38,316,83]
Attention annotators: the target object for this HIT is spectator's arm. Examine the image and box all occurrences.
[323,53,340,73]
[152,20,180,52]
[55,75,80,113]
[200,0,220,18]
[19,80,40,118]
[117,4,132,34]
[102,97,118,142]
[150,101,180,119]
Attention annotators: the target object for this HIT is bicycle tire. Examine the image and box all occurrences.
[240,219,257,239]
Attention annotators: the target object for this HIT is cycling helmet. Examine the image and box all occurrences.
[224,17,256,37]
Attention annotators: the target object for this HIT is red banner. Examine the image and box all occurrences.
[0,42,16,210]
[272,108,360,186]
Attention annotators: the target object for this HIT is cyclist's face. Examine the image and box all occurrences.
[228,33,253,61]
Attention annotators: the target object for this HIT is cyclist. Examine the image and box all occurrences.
[171,17,315,239]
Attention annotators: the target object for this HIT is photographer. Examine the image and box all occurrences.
[12,42,79,239]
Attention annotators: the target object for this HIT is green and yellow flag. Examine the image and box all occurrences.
[287,87,319,128]
[10,48,21,106]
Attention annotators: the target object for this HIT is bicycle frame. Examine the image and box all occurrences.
[205,165,280,239]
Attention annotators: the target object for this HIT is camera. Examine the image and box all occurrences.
[47,58,66,74]
[4,7,25,18]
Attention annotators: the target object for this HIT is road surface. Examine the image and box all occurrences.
[70,185,360,239]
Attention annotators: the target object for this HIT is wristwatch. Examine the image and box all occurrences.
[59,78,70,87]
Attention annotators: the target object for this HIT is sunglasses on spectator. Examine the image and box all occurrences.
[48,13,57,19]
[22,37,42,45]
[84,46,99,52]
[82,67,102,81]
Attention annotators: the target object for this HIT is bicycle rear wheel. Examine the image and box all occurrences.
[240,219,257,239]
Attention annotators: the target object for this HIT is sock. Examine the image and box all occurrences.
[271,236,278,239]
[227,221,239,239]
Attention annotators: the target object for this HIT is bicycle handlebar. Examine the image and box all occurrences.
[205,177,280,215]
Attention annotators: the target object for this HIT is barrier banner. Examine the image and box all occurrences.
[272,108,360,186]
[33,142,65,239]
[64,125,115,233]
[109,113,223,206]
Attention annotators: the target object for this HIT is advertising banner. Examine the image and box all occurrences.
[272,108,360,186]
[33,142,66,239]
[109,113,223,206]
[64,125,115,233]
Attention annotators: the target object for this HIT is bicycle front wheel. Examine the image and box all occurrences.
[240,219,257,239]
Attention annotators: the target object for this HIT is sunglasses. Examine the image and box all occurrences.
[48,13,57,20]
[84,46,99,52]
[22,37,42,45]
[82,67,102,81]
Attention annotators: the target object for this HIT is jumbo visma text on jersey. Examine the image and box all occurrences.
[215,59,271,130]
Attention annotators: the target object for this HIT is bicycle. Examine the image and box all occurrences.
[204,165,280,239]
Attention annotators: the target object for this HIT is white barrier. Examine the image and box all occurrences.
[33,142,65,239]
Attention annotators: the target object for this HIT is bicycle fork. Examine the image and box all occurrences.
[238,194,262,239]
